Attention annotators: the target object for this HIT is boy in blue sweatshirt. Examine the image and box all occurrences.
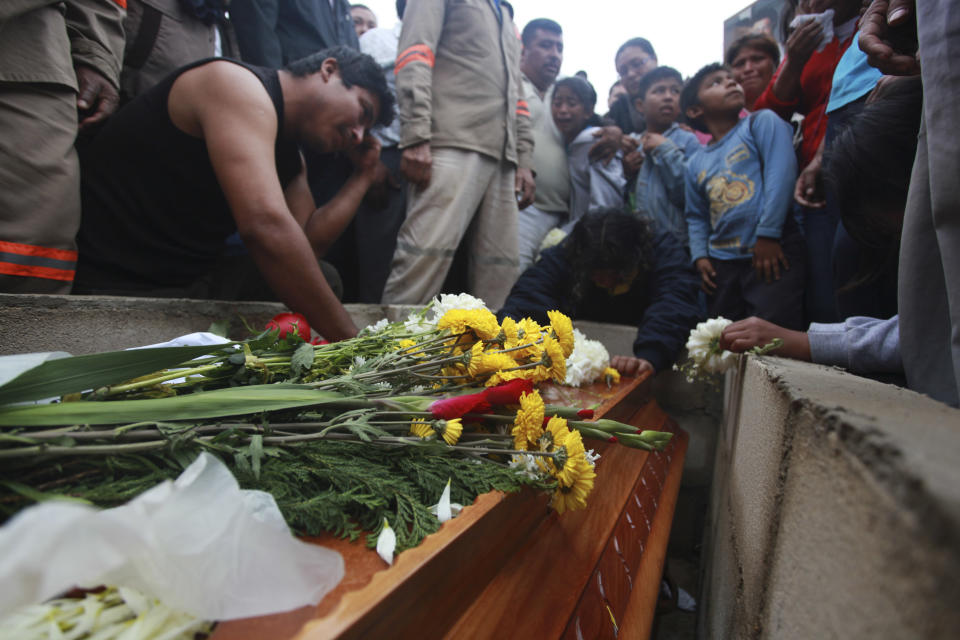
[632,66,701,250]
[681,63,805,329]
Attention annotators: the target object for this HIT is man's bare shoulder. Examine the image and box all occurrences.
[170,61,277,136]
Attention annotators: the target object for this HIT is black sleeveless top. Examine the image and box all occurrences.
[76,58,302,291]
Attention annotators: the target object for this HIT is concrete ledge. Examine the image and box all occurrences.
[700,355,960,639]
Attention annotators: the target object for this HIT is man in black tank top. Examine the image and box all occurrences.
[75,47,394,342]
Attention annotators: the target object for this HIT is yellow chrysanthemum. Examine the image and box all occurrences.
[603,367,621,385]
[437,308,501,340]
[511,390,545,450]
[547,310,575,358]
[550,458,596,514]
[471,352,520,380]
[513,317,544,358]
[410,418,433,439]
[536,416,572,475]
[397,338,423,356]
[500,317,520,350]
[439,418,463,445]
[541,335,567,383]
[551,429,587,486]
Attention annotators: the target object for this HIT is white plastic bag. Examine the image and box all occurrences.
[790,9,835,52]
[0,453,343,620]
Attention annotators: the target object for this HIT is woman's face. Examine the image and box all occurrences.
[730,46,776,108]
[552,86,592,142]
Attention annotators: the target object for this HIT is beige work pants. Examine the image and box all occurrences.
[382,148,519,309]
[0,83,80,293]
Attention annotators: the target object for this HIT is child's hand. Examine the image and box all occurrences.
[695,257,717,293]
[752,237,789,283]
[720,317,811,361]
[622,150,644,177]
[610,355,655,377]
[640,132,667,154]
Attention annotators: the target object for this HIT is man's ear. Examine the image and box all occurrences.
[320,57,340,82]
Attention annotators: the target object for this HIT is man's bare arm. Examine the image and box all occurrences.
[173,64,358,340]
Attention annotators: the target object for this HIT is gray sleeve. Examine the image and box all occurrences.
[808,315,902,374]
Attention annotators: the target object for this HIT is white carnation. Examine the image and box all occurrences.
[683,316,737,375]
[564,328,611,387]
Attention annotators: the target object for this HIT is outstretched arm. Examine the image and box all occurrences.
[179,64,358,341]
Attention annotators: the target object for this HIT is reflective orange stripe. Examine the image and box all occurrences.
[0,262,75,282]
[0,240,77,262]
[396,44,435,72]
[516,100,530,117]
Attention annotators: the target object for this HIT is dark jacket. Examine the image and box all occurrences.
[499,230,702,372]
[230,0,358,67]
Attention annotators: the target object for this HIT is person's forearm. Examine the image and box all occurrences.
[304,171,377,256]
[242,216,358,341]
[772,59,805,104]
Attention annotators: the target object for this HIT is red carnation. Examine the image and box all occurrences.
[577,409,595,419]
[267,312,311,341]
[482,379,533,405]
[429,392,489,419]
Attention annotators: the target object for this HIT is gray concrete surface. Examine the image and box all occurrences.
[700,356,960,639]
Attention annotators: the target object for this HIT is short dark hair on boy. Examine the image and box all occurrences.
[615,37,657,63]
[680,62,727,133]
[724,34,781,68]
[522,18,562,46]
[287,46,395,127]
[555,76,597,113]
[636,66,683,101]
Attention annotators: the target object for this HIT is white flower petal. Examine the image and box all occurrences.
[376,518,396,565]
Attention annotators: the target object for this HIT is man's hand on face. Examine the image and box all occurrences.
[588,126,623,164]
[75,65,119,130]
[347,133,383,179]
[400,141,432,188]
[515,167,536,209]
[859,0,920,76]
[610,355,655,377]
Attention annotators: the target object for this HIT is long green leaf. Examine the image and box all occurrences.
[0,345,233,406]
[0,385,361,427]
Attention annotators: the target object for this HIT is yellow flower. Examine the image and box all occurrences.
[471,352,520,380]
[410,418,433,439]
[410,418,462,445]
[437,308,501,340]
[439,418,463,445]
[552,429,587,486]
[547,310,575,358]
[536,416,572,476]
[513,317,544,358]
[541,335,567,383]
[500,317,520,350]
[603,367,621,385]
[511,390,545,450]
[550,458,596,514]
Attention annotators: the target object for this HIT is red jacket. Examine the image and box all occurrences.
[753,34,854,167]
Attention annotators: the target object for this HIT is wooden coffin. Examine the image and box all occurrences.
[212,374,687,639]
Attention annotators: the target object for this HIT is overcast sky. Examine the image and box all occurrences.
[357,0,754,100]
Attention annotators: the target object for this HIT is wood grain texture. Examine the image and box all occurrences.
[211,373,686,640]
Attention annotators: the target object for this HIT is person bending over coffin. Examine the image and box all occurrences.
[498,209,702,377]
[74,47,394,341]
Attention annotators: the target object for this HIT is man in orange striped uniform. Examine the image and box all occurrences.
[380,0,535,310]
[0,0,126,293]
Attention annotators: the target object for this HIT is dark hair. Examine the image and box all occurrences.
[636,66,683,101]
[680,62,728,132]
[396,0,406,19]
[554,76,598,114]
[287,46,395,127]
[615,37,657,64]
[350,3,371,11]
[725,33,781,68]
[564,209,656,305]
[521,18,562,46]
[608,80,623,96]
[825,76,923,291]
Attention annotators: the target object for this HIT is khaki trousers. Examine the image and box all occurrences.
[382,148,519,309]
[0,83,80,293]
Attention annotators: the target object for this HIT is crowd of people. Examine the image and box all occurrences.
[1,0,957,406]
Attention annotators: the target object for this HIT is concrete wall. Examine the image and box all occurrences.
[700,356,960,639]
